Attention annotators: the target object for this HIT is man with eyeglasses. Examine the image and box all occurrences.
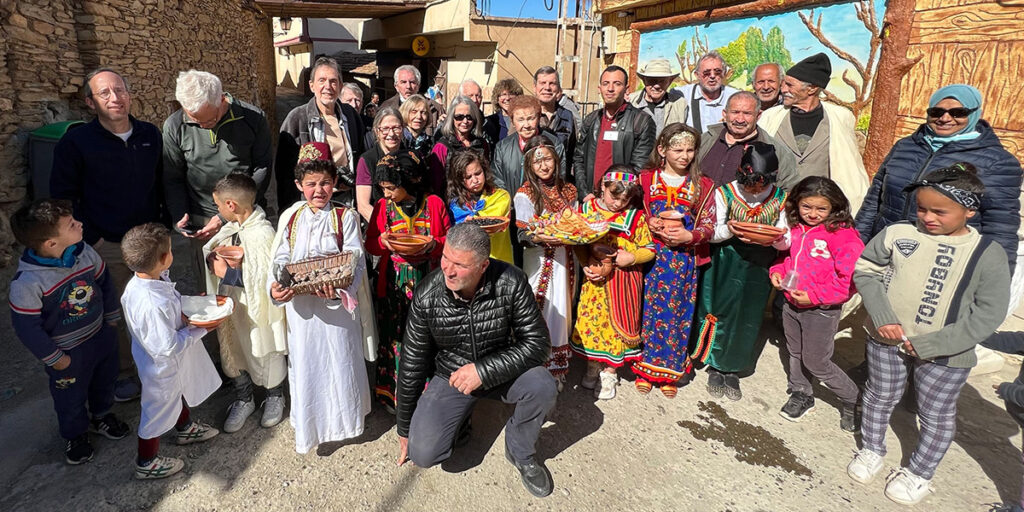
[162,69,272,292]
[757,53,869,212]
[50,68,164,402]
[379,64,445,136]
[277,58,368,211]
[677,51,738,133]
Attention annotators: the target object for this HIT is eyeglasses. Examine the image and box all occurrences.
[377,126,402,134]
[700,69,724,78]
[452,114,473,122]
[926,106,977,119]
[91,87,129,100]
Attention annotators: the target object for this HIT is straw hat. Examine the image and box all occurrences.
[637,58,679,79]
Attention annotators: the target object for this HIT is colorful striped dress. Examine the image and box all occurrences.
[570,198,655,367]
[692,182,787,373]
[364,195,450,408]
[633,171,715,384]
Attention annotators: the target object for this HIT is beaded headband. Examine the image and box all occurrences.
[667,130,696,147]
[603,171,639,185]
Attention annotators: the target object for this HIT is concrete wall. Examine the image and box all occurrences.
[0,0,275,266]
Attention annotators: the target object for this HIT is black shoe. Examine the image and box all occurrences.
[779,392,815,422]
[65,434,94,465]
[454,416,473,448]
[707,369,725,398]
[89,413,130,440]
[505,449,554,497]
[723,373,742,401]
[840,402,860,433]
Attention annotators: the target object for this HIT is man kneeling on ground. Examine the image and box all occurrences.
[395,223,558,497]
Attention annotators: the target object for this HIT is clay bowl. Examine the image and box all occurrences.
[587,244,617,279]
[731,221,785,245]
[657,210,685,229]
[465,216,510,234]
[188,295,232,329]
[387,233,433,256]
[214,245,244,268]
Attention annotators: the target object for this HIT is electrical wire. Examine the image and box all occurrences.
[544,0,554,11]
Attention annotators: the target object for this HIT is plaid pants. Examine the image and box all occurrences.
[861,337,970,480]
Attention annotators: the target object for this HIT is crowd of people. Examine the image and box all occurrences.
[8,48,1024,508]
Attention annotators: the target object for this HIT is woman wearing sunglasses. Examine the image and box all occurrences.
[855,84,1022,273]
[427,95,491,201]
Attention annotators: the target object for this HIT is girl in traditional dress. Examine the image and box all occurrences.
[365,150,451,412]
[571,165,655,400]
[447,149,514,264]
[692,142,790,401]
[269,142,369,454]
[514,136,578,391]
[632,124,717,398]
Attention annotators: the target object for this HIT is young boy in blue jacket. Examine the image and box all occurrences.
[8,199,130,464]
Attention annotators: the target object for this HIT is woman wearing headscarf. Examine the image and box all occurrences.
[855,84,1022,275]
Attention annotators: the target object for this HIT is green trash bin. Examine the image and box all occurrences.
[29,120,85,199]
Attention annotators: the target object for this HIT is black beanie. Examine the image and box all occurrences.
[787,53,831,89]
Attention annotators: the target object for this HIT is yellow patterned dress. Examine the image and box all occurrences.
[570,198,655,367]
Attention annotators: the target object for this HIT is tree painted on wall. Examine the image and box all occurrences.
[798,0,882,116]
[675,29,710,83]
[676,26,793,86]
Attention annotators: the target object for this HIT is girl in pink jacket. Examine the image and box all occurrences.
[769,176,864,432]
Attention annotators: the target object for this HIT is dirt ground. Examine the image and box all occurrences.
[1,232,1023,512]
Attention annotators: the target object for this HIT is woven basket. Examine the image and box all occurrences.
[284,251,355,295]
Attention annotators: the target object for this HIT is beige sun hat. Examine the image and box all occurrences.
[638,58,679,79]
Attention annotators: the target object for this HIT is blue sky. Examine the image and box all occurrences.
[482,0,561,20]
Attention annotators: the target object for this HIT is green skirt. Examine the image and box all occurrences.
[692,238,776,373]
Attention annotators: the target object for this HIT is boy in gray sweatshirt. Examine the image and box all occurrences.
[847,163,1010,506]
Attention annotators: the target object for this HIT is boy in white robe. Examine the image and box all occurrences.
[269,142,370,454]
[120,223,221,479]
[203,174,288,433]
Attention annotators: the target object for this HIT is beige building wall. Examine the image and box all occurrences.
[0,0,275,266]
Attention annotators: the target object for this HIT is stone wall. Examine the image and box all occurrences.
[0,0,275,265]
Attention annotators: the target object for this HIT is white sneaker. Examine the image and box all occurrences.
[261,395,286,428]
[847,449,885,484]
[135,455,184,480]
[223,399,255,433]
[884,468,933,506]
[595,372,618,400]
[555,374,566,393]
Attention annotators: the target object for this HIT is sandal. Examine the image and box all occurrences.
[634,379,652,394]
[660,385,678,399]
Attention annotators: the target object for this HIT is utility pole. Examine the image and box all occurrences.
[554,0,598,108]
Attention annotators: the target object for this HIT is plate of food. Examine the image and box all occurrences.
[525,208,610,245]
[180,295,234,329]
[465,216,510,234]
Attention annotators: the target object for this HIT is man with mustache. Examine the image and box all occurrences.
[678,51,738,133]
[758,53,869,212]
[628,58,688,135]
[752,63,785,110]
[698,91,796,188]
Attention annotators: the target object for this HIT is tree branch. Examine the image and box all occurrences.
[799,9,868,78]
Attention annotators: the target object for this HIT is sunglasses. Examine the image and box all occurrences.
[926,106,977,119]
[701,69,724,78]
[452,114,473,122]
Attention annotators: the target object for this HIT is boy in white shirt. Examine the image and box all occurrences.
[120,223,221,479]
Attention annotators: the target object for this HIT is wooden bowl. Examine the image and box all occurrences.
[387,233,433,256]
[185,295,233,329]
[466,216,510,234]
[213,245,244,268]
[731,221,785,245]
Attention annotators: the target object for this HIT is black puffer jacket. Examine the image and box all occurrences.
[395,259,550,437]
[854,121,1022,272]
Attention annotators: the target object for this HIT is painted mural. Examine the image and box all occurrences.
[638,0,887,125]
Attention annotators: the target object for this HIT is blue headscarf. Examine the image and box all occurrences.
[924,84,983,151]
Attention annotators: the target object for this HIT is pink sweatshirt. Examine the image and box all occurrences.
[770,223,864,308]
